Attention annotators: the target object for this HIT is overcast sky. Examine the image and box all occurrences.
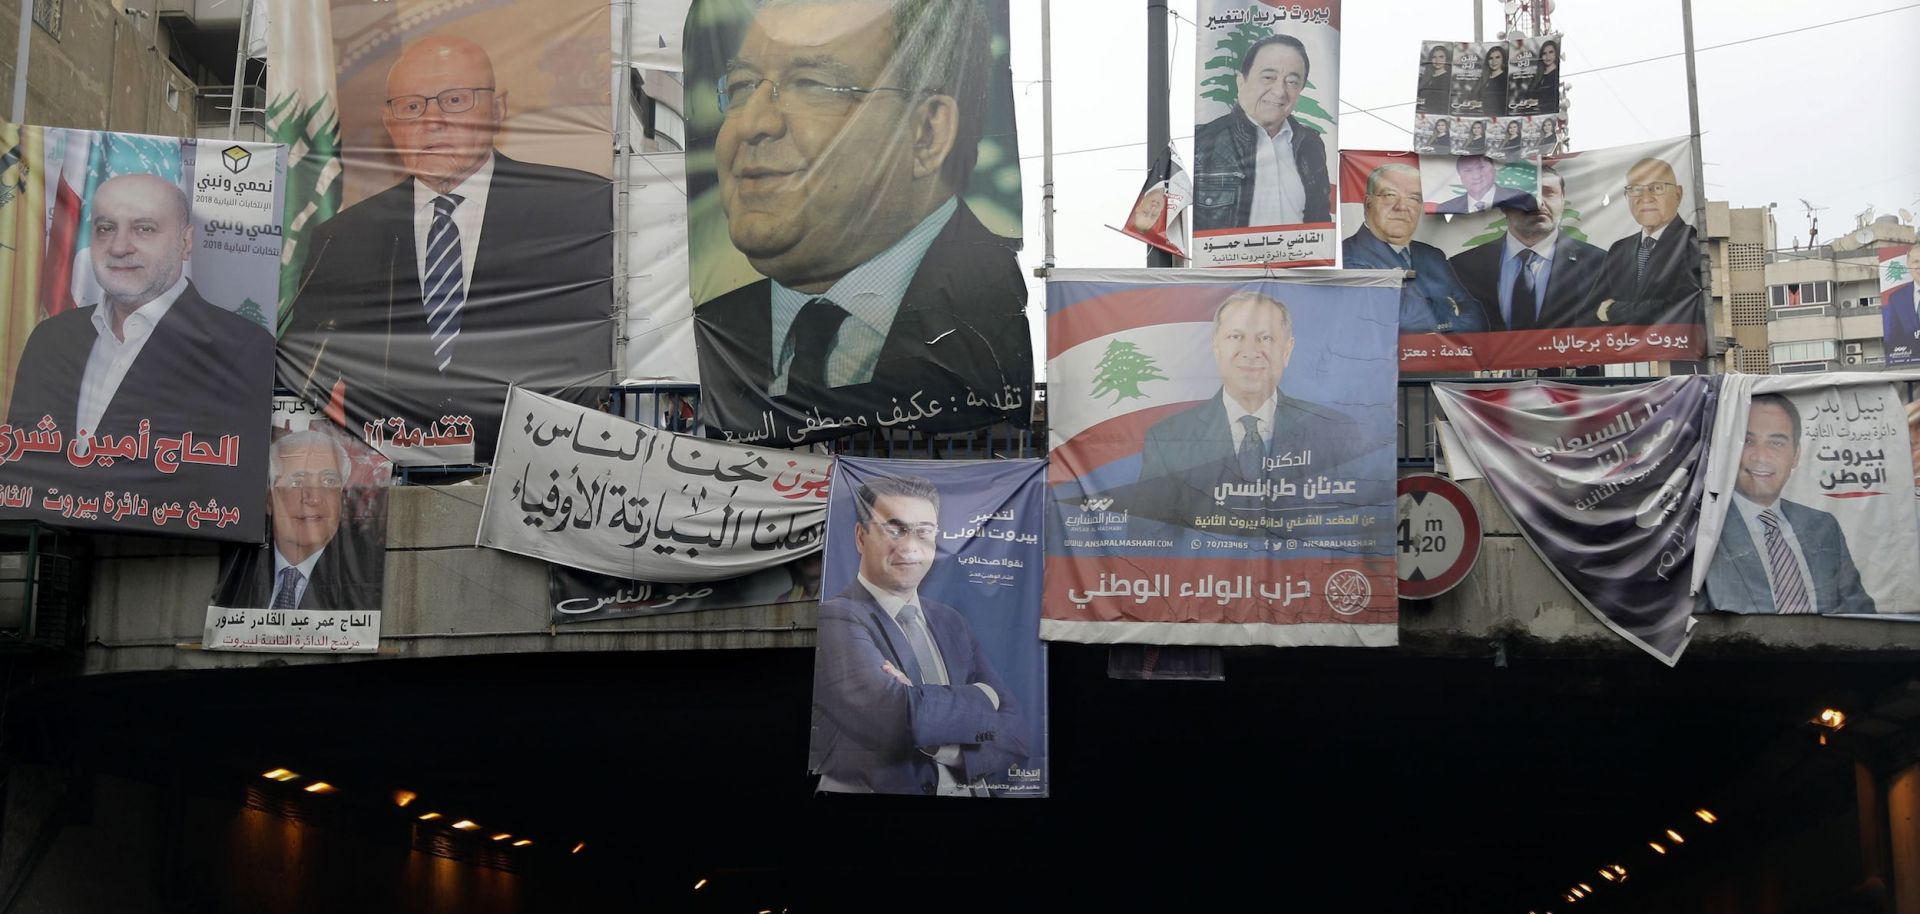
[1007,0,1920,281]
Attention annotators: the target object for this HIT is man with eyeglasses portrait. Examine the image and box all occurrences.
[1341,163,1483,333]
[691,0,1030,445]
[810,474,1027,796]
[279,33,614,465]
[213,430,385,611]
[1597,157,1702,326]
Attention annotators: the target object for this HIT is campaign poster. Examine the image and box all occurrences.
[1340,136,1706,371]
[205,399,391,652]
[1413,36,1563,156]
[1882,243,1919,367]
[0,126,282,542]
[1117,146,1192,259]
[478,387,831,583]
[1041,270,1399,647]
[1192,1,1341,268]
[1694,376,1920,621]
[684,0,1030,446]
[1434,378,1719,666]
[548,558,820,624]
[808,457,1048,798]
[269,0,616,468]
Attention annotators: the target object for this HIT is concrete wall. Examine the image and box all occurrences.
[77,475,1920,677]
[0,0,195,137]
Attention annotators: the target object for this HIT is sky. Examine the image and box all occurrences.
[1005,0,1920,279]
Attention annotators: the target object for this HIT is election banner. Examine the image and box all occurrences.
[271,0,615,468]
[684,0,1030,446]
[1041,270,1399,647]
[0,126,282,542]
[1116,145,1192,259]
[549,558,820,624]
[1192,1,1341,268]
[1693,375,1920,621]
[1881,244,1919,367]
[1412,36,1563,157]
[626,149,699,384]
[1340,136,1706,371]
[1435,378,1720,666]
[809,457,1048,797]
[478,387,831,583]
[205,399,391,653]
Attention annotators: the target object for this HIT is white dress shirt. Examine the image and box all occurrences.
[76,274,190,439]
[410,155,493,301]
[1245,113,1306,226]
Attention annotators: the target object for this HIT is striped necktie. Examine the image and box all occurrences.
[271,567,303,610]
[423,193,466,373]
[1759,508,1813,614]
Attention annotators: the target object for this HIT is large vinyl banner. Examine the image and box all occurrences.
[1192,1,1341,268]
[1882,244,1919,367]
[270,0,615,467]
[205,399,390,653]
[0,126,281,541]
[1434,379,1719,666]
[685,0,1031,446]
[809,457,1048,798]
[1694,376,1920,621]
[1341,137,1706,371]
[1041,270,1399,647]
[478,387,831,582]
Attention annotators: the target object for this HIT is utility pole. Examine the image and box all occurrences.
[11,0,31,122]
[1145,0,1171,268]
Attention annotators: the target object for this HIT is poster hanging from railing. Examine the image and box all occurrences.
[809,457,1048,797]
[1192,0,1341,268]
[1041,269,1399,647]
[0,125,281,541]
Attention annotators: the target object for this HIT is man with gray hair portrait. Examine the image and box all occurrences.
[212,430,385,611]
[693,0,1032,442]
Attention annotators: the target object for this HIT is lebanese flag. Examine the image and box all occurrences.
[37,133,93,317]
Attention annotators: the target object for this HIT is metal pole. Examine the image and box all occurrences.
[1681,0,1715,365]
[612,0,634,383]
[226,0,251,138]
[1473,0,1483,43]
[1040,0,1054,270]
[1145,0,1170,268]
[11,0,32,122]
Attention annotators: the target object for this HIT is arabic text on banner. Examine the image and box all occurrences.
[1040,269,1399,647]
[1191,0,1341,267]
[0,127,282,541]
[548,561,821,625]
[809,457,1048,798]
[271,0,616,467]
[1433,378,1719,665]
[684,0,1031,445]
[478,387,830,584]
[1339,136,1706,371]
[1693,376,1920,622]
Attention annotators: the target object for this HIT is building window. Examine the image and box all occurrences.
[1769,281,1832,308]
[32,0,60,39]
[1769,340,1837,364]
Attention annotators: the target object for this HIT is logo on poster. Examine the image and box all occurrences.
[220,145,252,174]
[1325,568,1372,615]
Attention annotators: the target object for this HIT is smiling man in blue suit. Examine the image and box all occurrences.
[1342,162,1485,334]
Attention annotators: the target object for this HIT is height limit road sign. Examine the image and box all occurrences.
[1396,474,1482,600]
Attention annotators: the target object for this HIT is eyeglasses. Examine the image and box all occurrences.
[1368,191,1421,208]
[274,473,344,491]
[1624,182,1677,197]
[867,520,938,542]
[717,75,913,118]
[385,88,495,121]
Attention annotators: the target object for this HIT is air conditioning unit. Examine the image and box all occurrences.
[1844,343,1863,355]
[1845,354,1863,365]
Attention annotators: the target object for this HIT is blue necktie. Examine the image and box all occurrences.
[271,567,302,609]
[895,604,945,685]
[1510,249,1538,329]
[1237,414,1264,479]
[423,194,466,372]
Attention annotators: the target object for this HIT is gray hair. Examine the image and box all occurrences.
[1211,290,1292,335]
[271,430,352,483]
[1366,162,1420,197]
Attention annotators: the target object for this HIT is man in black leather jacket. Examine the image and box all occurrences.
[1192,34,1331,231]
